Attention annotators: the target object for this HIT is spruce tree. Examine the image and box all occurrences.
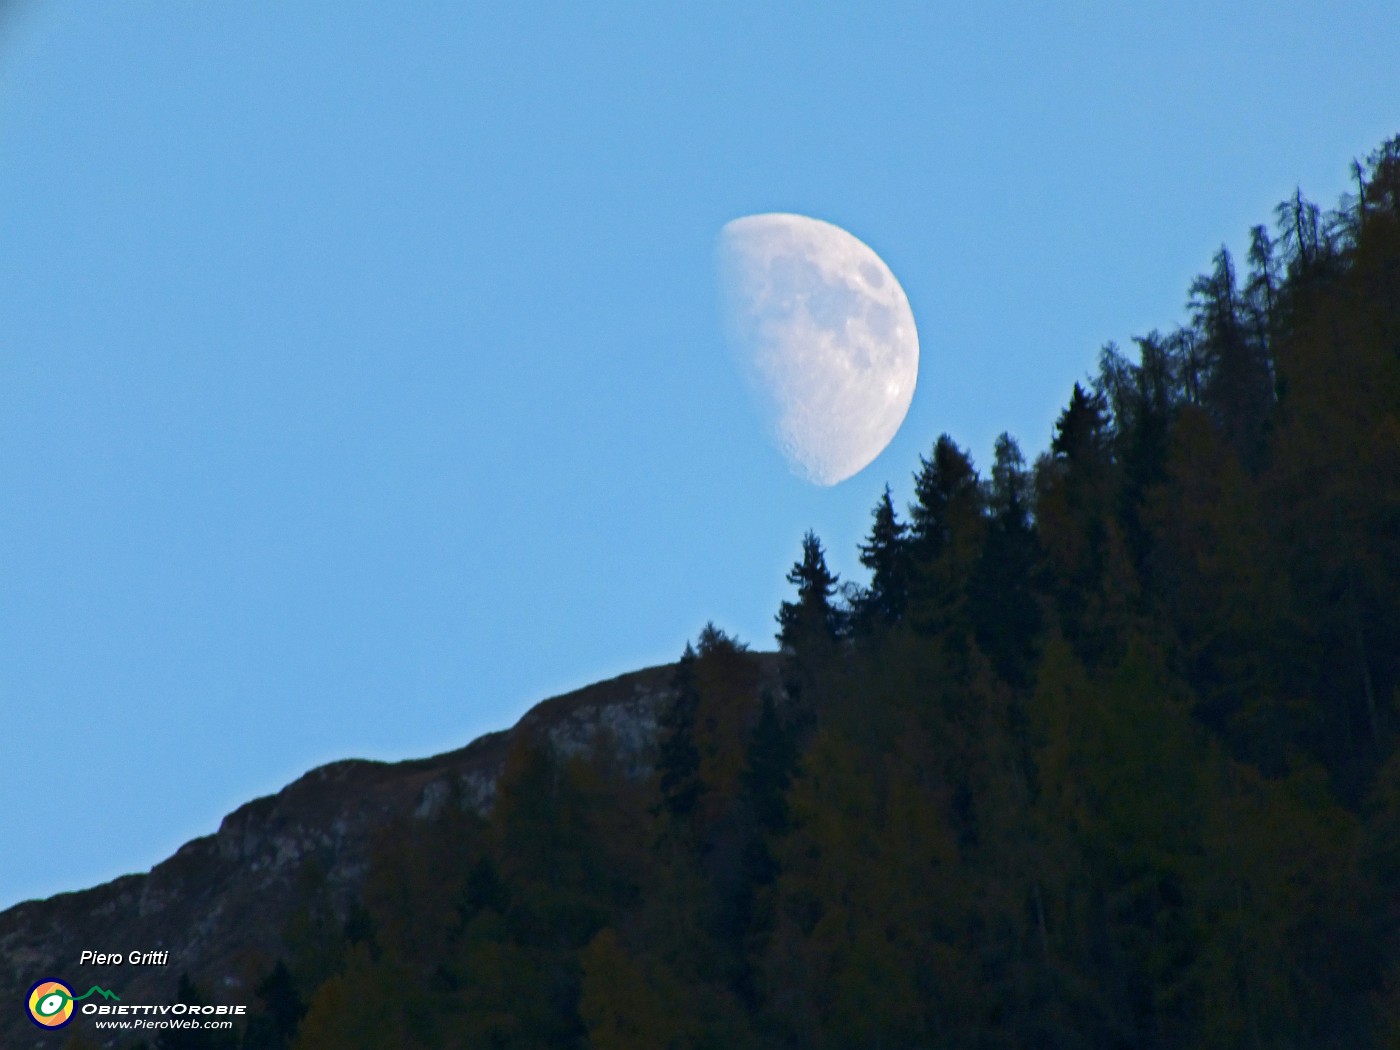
[907,436,984,637]
[776,531,842,656]
[971,434,1041,684]
[855,485,910,630]
[1050,383,1110,468]
[909,434,981,562]
[658,643,702,820]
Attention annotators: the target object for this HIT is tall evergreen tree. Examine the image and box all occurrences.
[1094,336,1178,552]
[909,434,982,561]
[987,431,1033,530]
[1245,224,1280,348]
[1039,383,1128,663]
[971,434,1041,684]
[1190,246,1273,466]
[1277,187,1325,276]
[776,531,842,656]
[1051,383,1110,469]
[906,436,985,639]
[854,485,911,630]
[657,643,702,821]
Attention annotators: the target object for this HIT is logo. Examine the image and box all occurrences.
[27,979,120,1029]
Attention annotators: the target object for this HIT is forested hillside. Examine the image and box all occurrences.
[89,136,1400,1050]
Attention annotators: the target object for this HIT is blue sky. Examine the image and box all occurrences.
[2,2,1397,909]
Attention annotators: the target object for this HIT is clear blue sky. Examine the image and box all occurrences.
[2,2,1396,909]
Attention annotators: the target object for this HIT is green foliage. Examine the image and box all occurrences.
[775,531,843,659]
[579,928,693,1050]
[969,433,1041,685]
[657,643,703,820]
[853,484,910,630]
[267,135,1400,1049]
[906,435,986,643]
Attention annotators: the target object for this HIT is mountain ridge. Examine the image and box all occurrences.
[1,656,781,1049]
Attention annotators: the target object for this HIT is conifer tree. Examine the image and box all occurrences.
[1095,336,1178,568]
[776,531,842,655]
[1362,136,1400,220]
[657,643,702,821]
[987,431,1033,529]
[855,485,910,630]
[909,434,981,560]
[971,434,1041,684]
[1050,383,1110,468]
[742,692,797,846]
[683,623,763,830]
[579,928,686,1050]
[1245,224,1280,353]
[1277,187,1325,276]
[906,436,984,639]
[1040,384,1122,662]
[1190,246,1272,467]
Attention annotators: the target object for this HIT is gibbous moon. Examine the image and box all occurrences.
[717,213,919,486]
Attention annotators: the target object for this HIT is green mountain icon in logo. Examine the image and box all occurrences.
[72,986,120,1002]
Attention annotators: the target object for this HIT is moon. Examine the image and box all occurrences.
[716,213,919,486]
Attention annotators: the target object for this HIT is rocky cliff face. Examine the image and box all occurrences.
[1,659,775,1049]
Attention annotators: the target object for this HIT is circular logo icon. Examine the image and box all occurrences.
[28,979,76,1029]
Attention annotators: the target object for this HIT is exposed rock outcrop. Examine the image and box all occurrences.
[1,658,779,1049]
